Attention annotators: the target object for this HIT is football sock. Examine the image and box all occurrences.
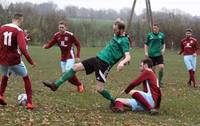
[158,70,163,84]
[99,89,115,103]
[0,75,8,96]
[23,76,32,104]
[132,92,152,110]
[68,75,81,86]
[189,69,196,86]
[55,69,76,87]
[115,100,124,110]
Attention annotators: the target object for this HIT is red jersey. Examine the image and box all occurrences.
[0,23,34,66]
[45,31,81,61]
[179,37,199,55]
[124,68,161,109]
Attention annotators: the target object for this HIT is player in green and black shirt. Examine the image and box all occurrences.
[43,19,131,104]
[144,24,165,85]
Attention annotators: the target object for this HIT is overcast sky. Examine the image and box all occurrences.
[3,0,200,16]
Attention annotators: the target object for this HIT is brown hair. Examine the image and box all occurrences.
[114,19,125,30]
[13,13,23,20]
[59,20,67,27]
[186,28,192,33]
[142,58,153,68]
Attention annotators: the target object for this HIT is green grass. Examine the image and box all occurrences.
[0,46,200,125]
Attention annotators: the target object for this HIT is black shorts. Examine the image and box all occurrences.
[81,57,111,83]
[149,55,164,66]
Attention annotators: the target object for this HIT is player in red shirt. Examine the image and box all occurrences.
[0,13,36,109]
[43,20,84,93]
[111,58,161,114]
[179,28,199,87]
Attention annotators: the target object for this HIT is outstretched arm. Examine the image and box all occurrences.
[117,52,131,71]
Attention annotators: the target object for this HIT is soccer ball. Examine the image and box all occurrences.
[17,93,27,106]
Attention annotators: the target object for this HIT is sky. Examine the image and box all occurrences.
[3,0,200,16]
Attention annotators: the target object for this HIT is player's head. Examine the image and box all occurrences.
[140,58,153,71]
[152,23,159,34]
[58,20,67,34]
[113,18,125,36]
[12,13,24,26]
[185,28,192,38]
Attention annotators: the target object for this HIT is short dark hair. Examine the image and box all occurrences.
[13,13,23,20]
[141,58,153,68]
[114,19,125,30]
[186,28,192,33]
[153,23,159,27]
[59,20,67,27]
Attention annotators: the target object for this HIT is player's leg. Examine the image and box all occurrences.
[157,55,164,85]
[10,61,33,109]
[65,59,85,93]
[0,65,9,105]
[191,56,197,87]
[43,62,85,91]
[129,90,154,111]
[184,55,195,86]
[96,81,115,103]
[111,98,131,112]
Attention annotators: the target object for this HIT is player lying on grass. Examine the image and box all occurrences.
[111,58,161,114]
[43,18,131,105]
[0,13,36,109]
[43,20,84,93]
[179,28,199,87]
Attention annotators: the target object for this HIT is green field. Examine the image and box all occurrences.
[0,46,200,126]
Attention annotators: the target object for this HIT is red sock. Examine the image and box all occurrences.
[68,75,82,86]
[132,92,152,110]
[115,101,124,110]
[0,75,8,96]
[23,76,32,104]
[189,69,196,86]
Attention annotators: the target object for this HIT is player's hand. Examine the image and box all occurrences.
[193,53,197,57]
[76,58,81,62]
[161,49,165,55]
[117,62,124,71]
[145,53,148,58]
[31,62,36,68]
[42,44,47,49]
[120,90,125,96]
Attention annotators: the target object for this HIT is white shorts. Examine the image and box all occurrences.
[184,55,196,71]
[60,59,75,73]
[128,91,155,111]
[0,61,28,77]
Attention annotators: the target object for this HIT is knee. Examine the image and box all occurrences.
[96,84,104,92]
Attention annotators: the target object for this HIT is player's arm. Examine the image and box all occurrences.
[117,52,131,71]
[161,34,166,55]
[124,71,149,94]
[161,44,166,55]
[178,40,184,55]
[43,35,57,49]
[144,44,149,57]
[73,35,81,61]
[17,31,34,65]
[144,34,149,57]
[194,39,199,56]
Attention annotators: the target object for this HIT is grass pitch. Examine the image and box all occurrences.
[0,46,200,126]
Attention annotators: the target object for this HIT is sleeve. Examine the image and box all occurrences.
[72,35,81,58]
[120,37,130,53]
[179,40,184,55]
[124,70,149,94]
[44,34,57,48]
[17,31,34,65]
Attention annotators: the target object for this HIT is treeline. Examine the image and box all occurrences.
[0,2,200,48]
